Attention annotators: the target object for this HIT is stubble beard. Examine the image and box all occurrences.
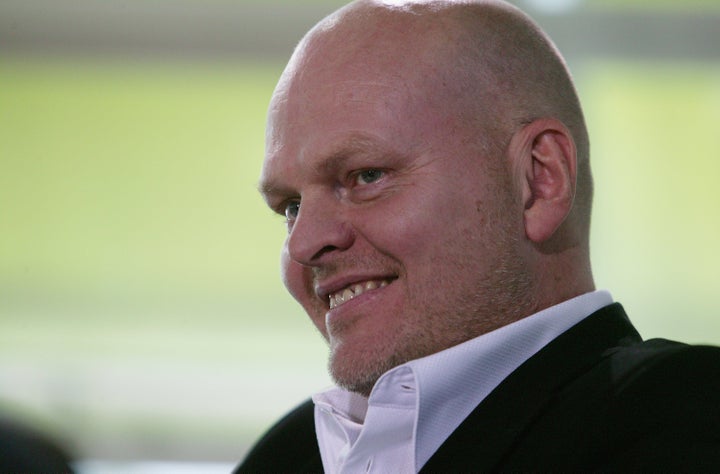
[326,234,534,398]
[328,339,411,397]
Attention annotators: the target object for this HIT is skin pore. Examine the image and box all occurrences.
[260,0,595,396]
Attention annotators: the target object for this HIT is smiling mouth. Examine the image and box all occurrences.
[328,279,391,309]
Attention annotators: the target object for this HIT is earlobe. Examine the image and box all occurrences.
[514,119,577,243]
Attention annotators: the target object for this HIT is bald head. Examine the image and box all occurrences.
[274,0,592,234]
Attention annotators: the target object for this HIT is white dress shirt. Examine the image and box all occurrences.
[312,290,614,473]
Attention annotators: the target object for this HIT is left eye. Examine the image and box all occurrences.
[355,169,384,185]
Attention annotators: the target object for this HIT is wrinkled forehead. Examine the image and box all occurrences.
[259,1,511,194]
[262,70,439,191]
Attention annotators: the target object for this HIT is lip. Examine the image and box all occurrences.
[315,273,397,306]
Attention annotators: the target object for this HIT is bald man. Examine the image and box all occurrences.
[236,0,720,472]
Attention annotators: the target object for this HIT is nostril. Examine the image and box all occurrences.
[312,244,341,261]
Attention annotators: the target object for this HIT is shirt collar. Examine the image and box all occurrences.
[313,290,613,471]
[407,289,613,469]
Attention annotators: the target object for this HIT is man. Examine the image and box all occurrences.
[236,0,720,471]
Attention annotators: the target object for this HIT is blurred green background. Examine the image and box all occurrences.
[1,0,719,470]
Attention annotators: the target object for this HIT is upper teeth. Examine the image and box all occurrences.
[329,279,390,309]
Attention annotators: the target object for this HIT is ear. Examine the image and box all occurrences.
[509,118,577,243]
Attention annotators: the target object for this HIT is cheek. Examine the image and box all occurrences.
[368,185,470,251]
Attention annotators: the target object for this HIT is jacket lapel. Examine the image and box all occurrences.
[420,303,641,473]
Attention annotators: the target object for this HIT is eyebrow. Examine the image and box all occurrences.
[318,136,382,173]
[257,176,290,203]
[258,134,388,199]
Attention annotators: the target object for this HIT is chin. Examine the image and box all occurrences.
[328,346,395,397]
[332,375,376,398]
[327,337,424,397]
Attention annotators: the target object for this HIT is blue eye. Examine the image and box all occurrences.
[355,169,384,185]
[284,201,300,221]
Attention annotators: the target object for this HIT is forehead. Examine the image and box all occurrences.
[259,7,485,195]
[266,4,460,132]
[261,65,447,187]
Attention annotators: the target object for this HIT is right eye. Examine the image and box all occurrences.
[284,200,300,222]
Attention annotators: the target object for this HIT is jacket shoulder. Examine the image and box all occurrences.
[234,399,321,474]
[512,340,720,471]
[597,340,720,470]
[607,338,720,399]
[606,340,720,424]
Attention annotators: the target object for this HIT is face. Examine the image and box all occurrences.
[260,28,533,395]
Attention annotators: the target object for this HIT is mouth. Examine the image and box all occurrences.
[328,278,392,309]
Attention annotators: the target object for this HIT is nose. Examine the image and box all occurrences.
[286,194,355,266]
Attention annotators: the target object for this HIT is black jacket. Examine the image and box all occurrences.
[236,304,720,472]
